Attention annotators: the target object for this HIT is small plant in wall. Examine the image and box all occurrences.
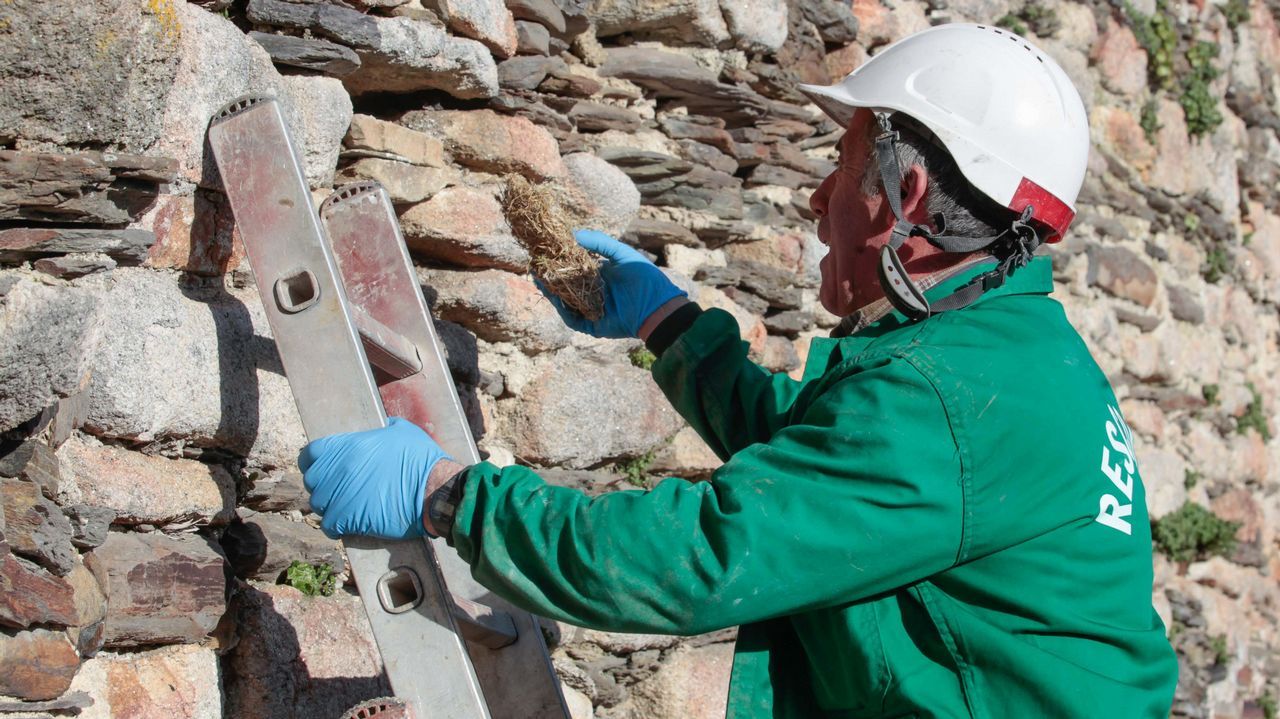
[285,560,339,597]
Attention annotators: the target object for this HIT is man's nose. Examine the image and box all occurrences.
[810,173,835,217]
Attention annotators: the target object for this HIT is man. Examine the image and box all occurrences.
[301,24,1179,718]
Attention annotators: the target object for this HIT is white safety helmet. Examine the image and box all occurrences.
[798,23,1089,242]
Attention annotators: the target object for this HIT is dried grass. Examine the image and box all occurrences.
[501,174,605,320]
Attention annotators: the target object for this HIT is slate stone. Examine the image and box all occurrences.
[758,335,802,373]
[0,440,60,498]
[623,218,702,252]
[489,91,575,136]
[1115,307,1162,332]
[64,505,115,550]
[1167,284,1206,325]
[246,0,381,47]
[0,150,176,224]
[241,471,311,514]
[677,139,739,175]
[644,166,743,220]
[0,554,77,629]
[800,0,860,45]
[1087,245,1159,307]
[98,531,228,648]
[732,265,804,310]
[515,19,552,55]
[568,101,644,132]
[221,511,343,581]
[549,0,589,40]
[659,115,737,156]
[33,254,117,279]
[0,477,76,576]
[539,69,602,97]
[597,148,695,183]
[723,286,771,316]
[508,0,568,34]
[498,55,568,90]
[763,310,817,336]
[249,31,361,76]
[0,627,80,701]
[0,228,156,265]
[748,164,821,189]
[600,48,772,126]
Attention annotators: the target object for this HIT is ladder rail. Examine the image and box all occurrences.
[320,182,570,719]
[208,96,493,719]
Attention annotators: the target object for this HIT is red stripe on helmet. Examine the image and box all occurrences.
[1011,177,1074,242]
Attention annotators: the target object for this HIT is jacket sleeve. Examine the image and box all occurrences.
[449,356,965,635]
[649,308,810,459]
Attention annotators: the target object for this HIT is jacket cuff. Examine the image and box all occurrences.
[644,302,703,358]
[428,466,469,543]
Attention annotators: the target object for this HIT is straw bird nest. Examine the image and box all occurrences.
[501,174,605,321]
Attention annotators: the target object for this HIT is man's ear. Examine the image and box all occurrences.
[900,163,930,224]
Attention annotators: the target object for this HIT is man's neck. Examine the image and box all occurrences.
[831,255,993,337]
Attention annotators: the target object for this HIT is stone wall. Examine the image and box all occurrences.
[0,0,1276,717]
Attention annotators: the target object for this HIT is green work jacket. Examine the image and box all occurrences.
[449,257,1179,718]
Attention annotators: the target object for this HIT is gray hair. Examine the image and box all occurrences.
[860,115,1016,242]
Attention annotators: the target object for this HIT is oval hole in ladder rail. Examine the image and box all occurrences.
[377,566,424,614]
[275,269,321,314]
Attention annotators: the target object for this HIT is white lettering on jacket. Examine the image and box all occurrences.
[1095,405,1137,535]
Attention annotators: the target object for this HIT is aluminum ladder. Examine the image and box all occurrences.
[207,95,569,719]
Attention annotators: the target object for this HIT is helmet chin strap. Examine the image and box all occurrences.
[872,113,1042,322]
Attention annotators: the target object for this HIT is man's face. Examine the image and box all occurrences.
[809,109,892,317]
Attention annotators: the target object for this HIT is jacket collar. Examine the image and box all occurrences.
[851,255,1054,337]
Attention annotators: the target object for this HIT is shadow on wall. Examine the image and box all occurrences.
[221,582,392,718]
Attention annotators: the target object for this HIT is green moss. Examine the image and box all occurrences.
[628,347,657,371]
[995,13,1028,36]
[1183,468,1201,490]
[1020,3,1061,36]
[1259,692,1276,719]
[615,450,657,488]
[1202,246,1230,283]
[996,3,1059,37]
[1181,41,1223,136]
[1223,0,1251,31]
[1210,633,1230,665]
[285,560,338,597]
[1237,382,1271,440]
[1125,0,1178,91]
[1151,501,1240,563]
[1202,383,1220,405]
[1139,99,1162,145]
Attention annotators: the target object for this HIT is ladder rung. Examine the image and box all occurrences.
[452,595,519,650]
[352,305,423,381]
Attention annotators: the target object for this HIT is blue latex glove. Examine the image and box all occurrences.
[542,229,686,339]
[298,417,451,540]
